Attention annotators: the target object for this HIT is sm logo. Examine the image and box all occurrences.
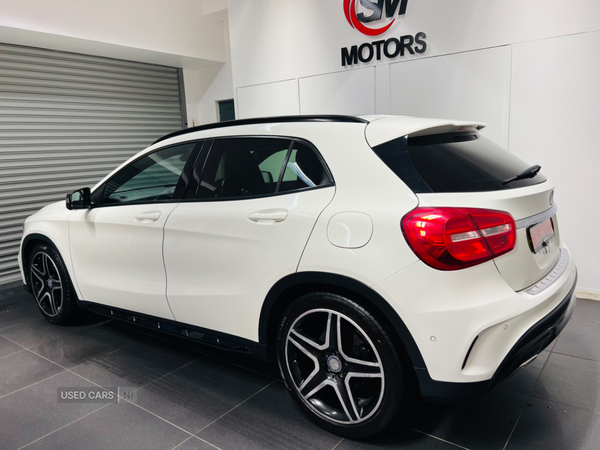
[344,0,409,36]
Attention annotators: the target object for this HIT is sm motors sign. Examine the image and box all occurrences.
[342,0,427,66]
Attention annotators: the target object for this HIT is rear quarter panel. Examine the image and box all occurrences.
[298,126,420,286]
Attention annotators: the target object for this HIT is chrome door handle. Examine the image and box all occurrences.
[134,211,161,223]
[248,210,288,223]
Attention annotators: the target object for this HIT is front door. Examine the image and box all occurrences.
[69,141,198,319]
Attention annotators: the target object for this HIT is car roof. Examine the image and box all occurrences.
[153,115,368,145]
[153,114,486,147]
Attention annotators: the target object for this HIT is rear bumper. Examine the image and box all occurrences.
[416,269,577,403]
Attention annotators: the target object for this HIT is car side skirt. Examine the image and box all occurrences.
[82,301,268,359]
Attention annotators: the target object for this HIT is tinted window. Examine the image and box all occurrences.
[279,143,332,192]
[197,138,333,200]
[198,138,289,199]
[103,143,195,204]
[373,133,547,193]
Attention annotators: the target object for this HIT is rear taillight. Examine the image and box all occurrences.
[401,207,516,270]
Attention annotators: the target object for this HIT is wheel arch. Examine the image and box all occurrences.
[21,233,62,287]
[259,271,426,370]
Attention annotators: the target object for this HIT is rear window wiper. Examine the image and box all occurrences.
[503,165,541,185]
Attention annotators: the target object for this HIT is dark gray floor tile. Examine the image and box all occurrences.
[208,346,281,379]
[0,293,40,331]
[335,427,463,449]
[532,352,600,413]
[71,338,197,390]
[172,436,220,450]
[24,401,190,450]
[0,350,64,397]
[546,337,558,352]
[27,321,142,369]
[553,320,600,362]
[402,387,528,450]
[571,298,600,328]
[136,355,272,433]
[0,335,23,358]
[197,381,341,450]
[498,351,549,396]
[0,281,31,309]
[0,315,107,349]
[506,397,600,450]
[0,371,108,450]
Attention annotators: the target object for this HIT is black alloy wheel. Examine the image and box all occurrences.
[29,243,79,325]
[277,292,408,438]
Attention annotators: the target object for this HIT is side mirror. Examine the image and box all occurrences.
[66,187,91,210]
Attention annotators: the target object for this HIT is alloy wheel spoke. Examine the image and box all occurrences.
[303,377,334,401]
[345,360,382,376]
[31,262,45,278]
[288,335,322,391]
[31,268,45,284]
[299,370,328,398]
[332,378,359,423]
[289,330,324,359]
[49,289,59,315]
[35,280,45,298]
[42,254,49,278]
[39,291,54,314]
[337,316,381,369]
[326,313,339,351]
[344,371,384,420]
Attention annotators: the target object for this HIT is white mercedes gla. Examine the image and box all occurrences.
[18,115,577,438]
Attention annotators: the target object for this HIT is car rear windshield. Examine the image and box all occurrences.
[372,132,547,193]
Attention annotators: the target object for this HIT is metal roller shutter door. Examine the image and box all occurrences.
[0,43,185,285]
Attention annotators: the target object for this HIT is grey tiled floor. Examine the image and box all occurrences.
[1,281,599,450]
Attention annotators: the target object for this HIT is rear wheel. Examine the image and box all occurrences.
[277,292,407,438]
[28,243,79,325]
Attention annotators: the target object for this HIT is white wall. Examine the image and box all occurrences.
[0,0,226,68]
[184,15,235,126]
[226,0,600,293]
[390,46,512,147]
[509,31,600,295]
[237,80,299,118]
[299,68,376,116]
[228,0,600,87]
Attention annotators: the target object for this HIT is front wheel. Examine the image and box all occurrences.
[28,243,79,325]
[277,292,408,438]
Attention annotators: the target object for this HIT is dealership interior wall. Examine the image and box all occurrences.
[1,0,599,297]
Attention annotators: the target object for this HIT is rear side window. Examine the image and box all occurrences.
[279,143,331,192]
[197,138,332,200]
[372,132,547,193]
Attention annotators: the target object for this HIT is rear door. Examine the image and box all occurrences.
[163,137,335,340]
[373,132,559,291]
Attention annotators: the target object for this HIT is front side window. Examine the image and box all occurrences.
[198,138,332,200]
[103,143,195,204]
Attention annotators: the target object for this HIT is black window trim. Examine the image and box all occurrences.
[90,139,205,209]
[179,134,335,204]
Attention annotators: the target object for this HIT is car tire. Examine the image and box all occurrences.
[277,292,408,438]
[28,243,79,325]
